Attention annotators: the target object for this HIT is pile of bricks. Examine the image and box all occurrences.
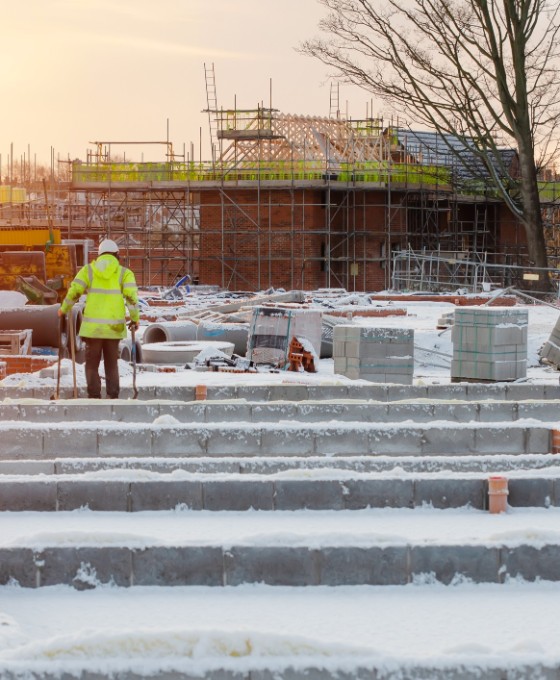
[333,325,414,384]
[0,355,57,379]
[451,307,528,382]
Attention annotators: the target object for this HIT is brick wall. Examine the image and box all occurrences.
[198,187,406,291]
[0,355,57,376]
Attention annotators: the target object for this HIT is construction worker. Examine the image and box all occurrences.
[58,239,140,399]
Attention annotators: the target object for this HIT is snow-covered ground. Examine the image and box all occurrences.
[2,294,560,677]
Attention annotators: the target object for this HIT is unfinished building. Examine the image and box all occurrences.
[4,100,559,292]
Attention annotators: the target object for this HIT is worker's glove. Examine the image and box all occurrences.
[127,321,139,331]
[57,309,64,318]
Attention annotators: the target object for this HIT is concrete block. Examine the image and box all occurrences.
[224,547,319,586]
[477,402,515,422]
[57,481,130,511]
[315,428,370,455]
[388,384,427,401]
[431,402,476,423]
[203,480,274,511]
[154,385,194,401]
[501,544,560,582]
[370,427,424,455]
[528,428,553,454]
[44,428,97,457]
[508,478,554,507]
[414,478,485,509]
[61,404,113,422]
[207,385,238,401]
[3,427,44,458]
[132,546,223,586]
[410,545,501,583]
[319,546,409,585]
[203,402,252,423]
[421,427,476,455]
[18,404,64,422]
[274,480,345,510]
[251,403,298,422]
[130,481,203,511]
[296,403,348,422]
[517,401,560,421]
[389,403,433,423]
[342,479,414,509]
[333,357,347,374]
[98,428,152,456]
[38,547,132,587]
[152,427,207,456]
[207,427,262,456]
[261,428,313,456]
[0,548,37,586]
[474,427,525,454]
[466,383,507,400]
[351,384,389,401]
[0,481,57,511]
[307,385,349,401]
[236,386,271,401]
[111,403,161,423]
[269,385,310,402]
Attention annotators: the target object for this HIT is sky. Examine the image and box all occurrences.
[0,0,371,169]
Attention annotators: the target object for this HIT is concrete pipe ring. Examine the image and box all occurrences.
[120,338,143,363]
[196,320,249,357]
[141,340,235,365]
[142,321,198,344]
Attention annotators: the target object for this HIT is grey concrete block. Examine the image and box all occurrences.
[0,548,37,586]
[261,428,314,456]
[161,402,205,423]
[203,480,274,511]
[426,384,468,401]
[527,427,552,454]
[477,402,515,422]
[350,384,389,401]
[44,428,97,457]
[508,478,554,507]
[517,401,560,421]
[130,481,203,510]
[0,461,54,475]
[295,403,349,422]
[274,480,345,510]
[3,427,44,458]
[132,546,223,586]
[421,427,476,455]
[342,479,414,509]
[98,428,152,456]
[410,545,501,583]
[57,481,130,511]
[370,427,424,455]
[319,546,409,585]
[152,427,206,456]
[251,403,299,422]
[501,544,560,582]
[307,385,349,401]
[474,427,525,454]
[111,403,161,423]
[207,427,262,456]
[206,403,252,423]
[38,547,132,587]
[466,383,507,400]
[505,384,547,401]
[236,386,271,401]
[269,385,310,402]
[414,479,485,509]
[0,481,57,511]
[154,385,194,400]
[224,547,319,586]
[389,403,433,423]
[62,404,113,421]
[18,404,64,422]
[315,428,370,455]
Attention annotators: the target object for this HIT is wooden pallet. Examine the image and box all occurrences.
[0,330,32,355]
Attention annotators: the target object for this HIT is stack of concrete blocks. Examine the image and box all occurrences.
[451,307,528,382]
[539,315,560,369]
[247,307,322,365]
[333,325,415,384]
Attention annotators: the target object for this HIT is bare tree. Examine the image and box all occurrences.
[302,0,560,275]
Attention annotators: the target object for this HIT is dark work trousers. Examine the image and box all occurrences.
[84,338,121,399]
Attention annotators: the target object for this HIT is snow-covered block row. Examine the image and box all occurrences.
[333,326,414,383]
[540,315,560,368]
[452,307,528,382]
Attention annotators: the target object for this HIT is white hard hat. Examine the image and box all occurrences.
[98,239,119,255]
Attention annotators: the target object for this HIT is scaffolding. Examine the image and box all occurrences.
[3,102,556,291]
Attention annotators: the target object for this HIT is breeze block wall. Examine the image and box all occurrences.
[451,307,528,382]
[333,325,415,384]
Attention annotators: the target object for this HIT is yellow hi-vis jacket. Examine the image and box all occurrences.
[60,254,140,340]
